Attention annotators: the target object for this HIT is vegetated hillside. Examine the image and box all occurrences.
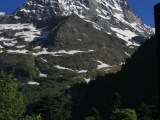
[69,35,158,119]
[0,53,38,81]
[0,14,133,81]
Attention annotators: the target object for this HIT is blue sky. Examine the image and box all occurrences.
[0,0,159,28]
[0,0,26,14]
[127,0,159,28]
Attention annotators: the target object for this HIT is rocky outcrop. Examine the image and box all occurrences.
[10,0,154,39]
[0,12,9,24]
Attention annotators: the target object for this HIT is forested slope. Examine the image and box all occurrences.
[69,35,158,119]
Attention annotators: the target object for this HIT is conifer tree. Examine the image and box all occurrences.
[33,94,64,120]
[84,107,102,120]
[110,92,121,112]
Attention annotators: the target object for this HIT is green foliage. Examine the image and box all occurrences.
[110,109,137,120]
[22,114,42,120]
[0,71,25,120]
[63,71,79,80]
[86,69,106,80]
[0,54,38,81]
[70,75,84,84]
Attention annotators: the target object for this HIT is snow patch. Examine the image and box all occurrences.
[84,78,91,83]
[7,50,28,54]
[0,12,5,16]
[111,27,140,47]
[98,14,110,20]
[85,19,103,31]
[96,0,122,12]
[77,38,82,41]
[33,46,41,49]
[20,9,31,13]
[32,49,94,56]
[37,68,47,77]
[107,32,111,35]
[39,73,47,77]
[27,80,40,85]
[129,46,134,48]
[77,70,88,73]
[96,9,102,13]
[55,65,73,71]
[96,60,110,69]
[3,41,17,46]
[54,65,88,73]
[14,16,21,19]
[125,52,130,57]
[0,45,3,48]
[41,57,47,62]
[15,45,26,48]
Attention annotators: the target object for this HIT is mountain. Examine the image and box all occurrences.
[0,1,158,119]
[0,14,132,81]
[0,0,155,81]
[1,0,154,44]
[10,0,154,39]
[19,35,158,120]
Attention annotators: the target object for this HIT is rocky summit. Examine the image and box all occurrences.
[0,0,155,82]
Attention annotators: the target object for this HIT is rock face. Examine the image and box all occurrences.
[10,0,154,39]
[0,12,9,24]
[0,14,133,80]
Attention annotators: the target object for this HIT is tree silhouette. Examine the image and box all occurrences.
[110,92,121,112]
[33,94,64,120]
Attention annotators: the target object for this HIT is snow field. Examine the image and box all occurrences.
[110,27,140,46]
[0,23,49,42]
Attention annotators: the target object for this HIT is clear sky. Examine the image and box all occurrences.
[0,0,159,28]
[127,0,159,28]
[0,0,26,14]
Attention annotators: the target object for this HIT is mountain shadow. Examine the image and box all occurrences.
[69,35,158,119]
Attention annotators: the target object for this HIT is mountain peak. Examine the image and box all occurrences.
[9,0,154,37]
[0,0,155,80]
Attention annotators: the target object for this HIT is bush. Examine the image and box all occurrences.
[110,109,137,120]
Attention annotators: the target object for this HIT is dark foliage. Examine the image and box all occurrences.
[110,92,121,112]
[33,94,64,120]
[69,36,159,119]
